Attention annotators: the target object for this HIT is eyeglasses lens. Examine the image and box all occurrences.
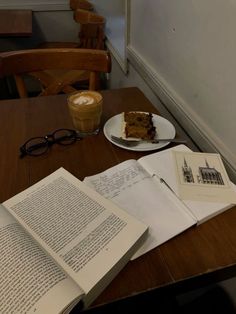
[20,129,80,157]
[53,129,76,145]
[24,137,49,156]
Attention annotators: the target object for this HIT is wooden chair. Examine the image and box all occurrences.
[33,10,106,94]
[36,1,94,49]
[74,9,105,50]
[70,0,94,11]
[0,48,111,98]
[38,9,105,50]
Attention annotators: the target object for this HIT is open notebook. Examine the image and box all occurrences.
[84,145,235,259]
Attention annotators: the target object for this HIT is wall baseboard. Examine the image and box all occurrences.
[127,45,236,182]
[106,41,127,74]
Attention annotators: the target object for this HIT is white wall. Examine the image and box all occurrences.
[90,0,127,72]
[126,0,236,182]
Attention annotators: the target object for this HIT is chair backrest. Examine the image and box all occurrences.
[70,0,93,11]
[74,9,105,50]
[74,9,104,24]
[0,48,111,98]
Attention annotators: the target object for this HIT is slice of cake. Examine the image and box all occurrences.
[124,111,156,140]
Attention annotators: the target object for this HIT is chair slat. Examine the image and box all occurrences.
[0,48,111,98]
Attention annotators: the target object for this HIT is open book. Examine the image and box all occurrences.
[84,145,235,259]
[1,168,148,314]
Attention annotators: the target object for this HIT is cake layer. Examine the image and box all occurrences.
[124,112,156,140]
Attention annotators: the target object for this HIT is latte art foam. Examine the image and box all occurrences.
[73,95,95,105]
[67,90,103,134]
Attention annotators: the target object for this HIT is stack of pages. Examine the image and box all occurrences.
[1,169,148,313]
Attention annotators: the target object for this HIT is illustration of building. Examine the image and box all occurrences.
[198,159,224,185]
[182,158,194,183]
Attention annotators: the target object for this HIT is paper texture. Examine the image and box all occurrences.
[172,150,236,203]
[0,204,82,314]
[84,145,235,260]
[139,145,235,224]
[2,168,147,310]
[84,159,196,259]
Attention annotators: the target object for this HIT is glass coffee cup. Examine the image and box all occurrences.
[67,91,103,136]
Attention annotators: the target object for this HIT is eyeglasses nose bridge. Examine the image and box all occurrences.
[44,134,55,143]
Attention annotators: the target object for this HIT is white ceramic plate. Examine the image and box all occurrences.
[103,112,176,151]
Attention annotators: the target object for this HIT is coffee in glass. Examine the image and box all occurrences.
[67,91,103,135]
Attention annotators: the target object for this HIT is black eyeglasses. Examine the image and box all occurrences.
[20,129,82,158]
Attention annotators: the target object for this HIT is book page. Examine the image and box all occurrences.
[84,159,196,259]
[3,168,147,307]
[0,205,83,314]
[172,150,236,203]
[138,145,235,224]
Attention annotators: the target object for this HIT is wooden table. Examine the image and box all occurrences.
[1,87,236,312]
[0,10,32,37]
